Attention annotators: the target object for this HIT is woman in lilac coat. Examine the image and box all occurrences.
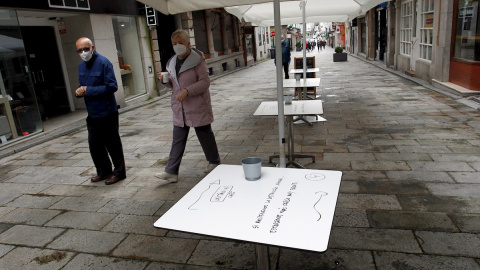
[155,29,220,183]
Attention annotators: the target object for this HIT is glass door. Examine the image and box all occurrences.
[0,9,42,147]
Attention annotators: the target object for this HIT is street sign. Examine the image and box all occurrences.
[271,31,275,37]
[145,5,156,27]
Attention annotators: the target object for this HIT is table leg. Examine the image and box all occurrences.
[294,87,313,126]
[256,244,270,270]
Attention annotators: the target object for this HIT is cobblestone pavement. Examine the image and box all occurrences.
[0,46,479,269]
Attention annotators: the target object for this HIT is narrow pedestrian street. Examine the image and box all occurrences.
[0,46,479,269]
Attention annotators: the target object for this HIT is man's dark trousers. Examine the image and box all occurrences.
[86,111,126,178]
[283,63,289,79]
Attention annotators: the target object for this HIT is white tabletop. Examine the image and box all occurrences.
[253,100,323,116]
[290,68,320,73]
[283,78,320,88]
[154,165,342,252]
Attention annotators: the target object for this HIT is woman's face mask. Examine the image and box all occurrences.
[173,44,187,56]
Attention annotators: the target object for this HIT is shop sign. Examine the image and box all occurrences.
[425,13,434,28]
[57,20,66,34]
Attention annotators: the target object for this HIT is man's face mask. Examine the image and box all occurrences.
[77,46,93,62]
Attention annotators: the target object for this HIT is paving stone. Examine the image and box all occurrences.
[277,248,375,270]
[329,227,422,253]
[0,244,14,257]
[357,181,429,195]
[448,214,480,233]
[407,161,475,172]
[132,187,190,201]
[0,225,64,247]
[323,153,376,161]
[47,229,126,254]
[351,161,410,171]
[332,208,370,227]
[5,194,63,209]
[337,194,402,210]
[449,172,480,184]
[82,186,140,199]
[98,199,165,215]
[368,210,458,232]
[102,214,166,236]
[430,153,480,162]
[0,183,51,194]
[415,231,480,257]
[37,184,94,196]
[397,195,480,213]
[0,208,61,226]
[112,234,198,263]
[374,251,480,270]
[396,146,452,153]
[61,253,148,270]
[386,171,454,183]
[426,183,480,198]
[45,211,116,230]
[145,262,222,270]
[340,171,388,181]
[0,247,74,270]
[373,153,432,161]
[187,240,255,269]
[49,197,111,212]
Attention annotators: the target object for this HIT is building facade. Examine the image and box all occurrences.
[347,0,480,94]
[0,1,247,148]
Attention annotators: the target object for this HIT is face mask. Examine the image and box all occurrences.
[173,44,187,56]
[80,50,93,62]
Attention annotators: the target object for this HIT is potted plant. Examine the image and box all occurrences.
[333,46,347,62]
[295,42,302,52]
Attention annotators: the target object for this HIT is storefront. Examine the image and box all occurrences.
[450,0,480,91]
[0,9,43,144]
[0,1,155,148]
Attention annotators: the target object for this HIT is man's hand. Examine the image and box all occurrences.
[75,86,86,97]
[177,88,188,102]
[75,86,87,97]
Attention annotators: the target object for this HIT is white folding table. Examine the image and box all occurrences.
[254,100,325,168]
[154,165,342,270]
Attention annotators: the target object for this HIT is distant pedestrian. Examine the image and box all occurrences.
[322,40,326,50]
[155,29,220,183]
[317,40,321,51]
[275,35,291,79]
[75,37,126,185]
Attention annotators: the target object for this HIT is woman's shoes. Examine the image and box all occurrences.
[154,172,178,183]
[204,164,218,173]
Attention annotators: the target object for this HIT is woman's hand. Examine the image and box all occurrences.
[177,88,188,102]
[157,72,163,81]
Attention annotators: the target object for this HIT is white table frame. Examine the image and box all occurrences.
[254,100,324,168]
[283,78,320,126]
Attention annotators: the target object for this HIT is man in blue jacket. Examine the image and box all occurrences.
[75,37,126,185]
[281,35,291,79]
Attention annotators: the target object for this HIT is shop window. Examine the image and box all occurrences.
[419,0,434,61]
[400,0,413,56]
[453,1,480,61]
[112,16,146,99]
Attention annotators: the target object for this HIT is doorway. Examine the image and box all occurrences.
[20,26,69,120]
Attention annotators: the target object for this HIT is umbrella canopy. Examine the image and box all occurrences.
[226,0,390,26]
[137,0,295,15]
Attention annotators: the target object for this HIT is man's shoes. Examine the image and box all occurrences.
[91,174,111,182]
[154,172,178,183]
[105,175,126,185]
[204,164,219,174]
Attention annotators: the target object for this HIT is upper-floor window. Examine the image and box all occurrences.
[400,0,413,56]
[420,0,434,61]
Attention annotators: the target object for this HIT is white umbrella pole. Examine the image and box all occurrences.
[301,1,307,89]
[274,0,286,168]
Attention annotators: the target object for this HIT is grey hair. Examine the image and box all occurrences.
[171,29,190,43]
[76,37,93,47]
